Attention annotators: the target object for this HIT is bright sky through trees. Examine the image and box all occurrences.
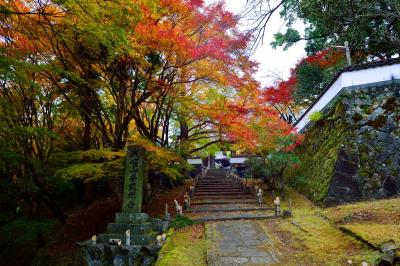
[206,0,306,86]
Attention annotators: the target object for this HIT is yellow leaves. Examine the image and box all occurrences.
[128,135,183,164]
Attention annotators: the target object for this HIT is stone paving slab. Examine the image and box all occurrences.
[205,221,278,266]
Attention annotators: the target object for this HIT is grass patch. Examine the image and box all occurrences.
[156,224,206,266]
[170,215,198,229]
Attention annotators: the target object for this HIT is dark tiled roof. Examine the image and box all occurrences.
[294,58,400,127]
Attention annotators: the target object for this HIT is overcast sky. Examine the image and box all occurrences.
[206,0,306,87]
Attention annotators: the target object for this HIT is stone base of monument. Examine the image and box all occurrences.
[78,146,171,266]
[78,212,169,266]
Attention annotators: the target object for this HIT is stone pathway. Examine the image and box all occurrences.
[185,169,279,265]
[206,221,278,266]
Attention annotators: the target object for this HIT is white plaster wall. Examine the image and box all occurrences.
[230,157,247,164]
[295,63,400,132]
[187,158,202,165]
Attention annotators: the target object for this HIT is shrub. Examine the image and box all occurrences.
[170,215,197,229]
[309,111,324,122]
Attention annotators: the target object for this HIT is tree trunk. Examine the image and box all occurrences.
[179,119,190,158]
[83,113,91,150]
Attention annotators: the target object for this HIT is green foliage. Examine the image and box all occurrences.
[54,163,105,183]
[309,111,324,122]
[0,218,60,266]
[0,218,59,248]
[170,215,197,229]
[132,137,192,182]
[243,157,268,179]
[274,0,400,58]
[294,63,325,103]
[0,213,10,225]
[271,28,301,50]
[52,149,125,165]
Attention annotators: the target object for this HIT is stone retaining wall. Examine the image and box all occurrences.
[285,83,400,205]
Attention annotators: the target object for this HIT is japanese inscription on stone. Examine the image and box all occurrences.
[122,145,146,213]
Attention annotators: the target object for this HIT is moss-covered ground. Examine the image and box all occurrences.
[155,189,400,265]
[156,224,207,266]
[323,197,400,254]
[261,189,382,265]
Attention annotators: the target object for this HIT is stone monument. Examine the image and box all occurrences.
[78,145,170,266]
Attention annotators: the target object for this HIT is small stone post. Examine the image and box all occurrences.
[174,199,183,216]
[183,197,189,211]
[189,186,195,198]
[257,188,263,206]
[156,235,162,246]
[164,203,171,221]
[274,196,281,216]
[185,192,191,207]
[125,230,130,246]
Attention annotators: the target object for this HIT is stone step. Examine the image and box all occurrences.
[107,222,153,235]
[194,190,246,193]
[197,180,236,182]
[198,182,236,184]
[195,187,246,191]
[206,170,229,175]
[196,183,242,186]
[195,191,247,194]
[115,212,150,224]
[199,178,236,183]
[196,182,239,184]
[196,185,241,187]
[186,205,274,213]
[194,192,248,196]
[191,199,258,205]
[195,186,243,188]
[195,189,244,192]
[186,211,277,222]
[195,186,244,188]
[193,195,253,200]
[97,231,158,246]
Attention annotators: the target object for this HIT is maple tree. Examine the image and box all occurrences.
[261,48,345,124]
[0,0,302,222]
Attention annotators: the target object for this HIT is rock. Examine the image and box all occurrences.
[379,241,397,265]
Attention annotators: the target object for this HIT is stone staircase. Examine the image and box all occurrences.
[186,169,275,222]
